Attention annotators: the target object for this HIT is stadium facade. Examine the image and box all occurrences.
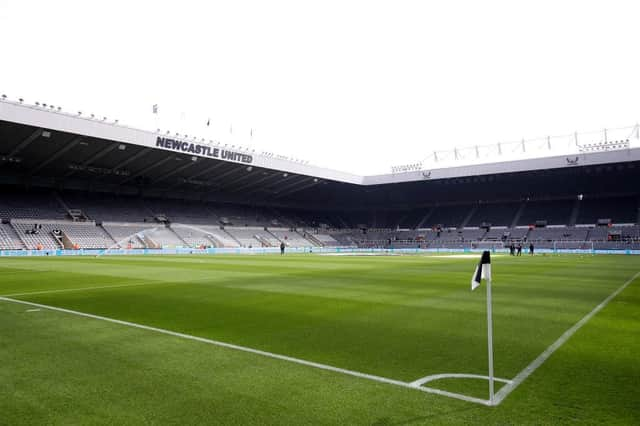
[1,97,639,254]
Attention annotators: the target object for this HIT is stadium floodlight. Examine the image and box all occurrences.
[283,173,288,177]
[118,144,126,151]
[246,166,253,172]
[191,156,197,162]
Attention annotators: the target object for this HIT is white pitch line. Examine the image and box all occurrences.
[25,308,41,312]
[1,281,162,298]
[0,296,490,406]
[410,373,512,387]
[493,270,640,405]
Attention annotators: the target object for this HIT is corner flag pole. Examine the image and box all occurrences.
[486,276,495,405]
[471,250,495,405]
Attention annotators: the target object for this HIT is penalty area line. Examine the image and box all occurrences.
[0,296,490,406]
[493,270,640,406]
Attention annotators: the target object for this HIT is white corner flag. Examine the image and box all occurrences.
[471,250,496,405]
[471,250,492,290]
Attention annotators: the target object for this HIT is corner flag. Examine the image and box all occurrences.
[471,250,496,405]
[471,250,491,290]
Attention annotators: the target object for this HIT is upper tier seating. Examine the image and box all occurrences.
[528,226,589,242]
[427,205,472,228]
[65,193,153,222]
[518,200,574,225]
[467,202,521,227]
[576,196,638,224]
[0,192,66,220]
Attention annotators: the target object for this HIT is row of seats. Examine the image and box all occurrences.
[0,223,24,249]
[1,190,638,229]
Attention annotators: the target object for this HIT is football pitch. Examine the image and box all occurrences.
[1,253,639,424]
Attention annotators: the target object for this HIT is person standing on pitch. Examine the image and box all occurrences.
[529,242,534,255]
[280,241,285,255]
[517,243,522,256]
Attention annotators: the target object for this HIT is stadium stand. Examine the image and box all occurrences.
[0,222,24,249]
[269,228,315,247]
[143,227,187,248]
[64,193,153,222]
[224,226,281,247]
[11,221,65,249]
[517,199,574,225]
[427,204,473,229]
[576,195,638,225]
[55,222,115,249]
[398,207,431,229]
[101,222,158,248]
[0,191,67,220]
[0,101,639,253]
[467,202,521,227]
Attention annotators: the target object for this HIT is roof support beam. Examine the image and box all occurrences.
[244,174,297,195]
[65,143,119,177]
[227,172,278,193]
[120,155,175,185]
[152,158,198,184]
[272,179,322,199]
[112,147,151,172]
[30,136,82,174]
[272,176,314,195]
[8,129,42,156]
[164,161,228,190]
[211,165,245,182]
[216,169,258,190]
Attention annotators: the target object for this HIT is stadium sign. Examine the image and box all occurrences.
[155,136,253,164]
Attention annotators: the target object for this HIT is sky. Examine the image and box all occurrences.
[0,0,638,174]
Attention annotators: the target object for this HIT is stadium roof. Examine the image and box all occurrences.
[2,98,640,208]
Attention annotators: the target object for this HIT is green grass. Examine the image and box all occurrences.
[0,253,639,424]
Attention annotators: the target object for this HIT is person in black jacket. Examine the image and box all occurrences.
[280,242,285,255]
